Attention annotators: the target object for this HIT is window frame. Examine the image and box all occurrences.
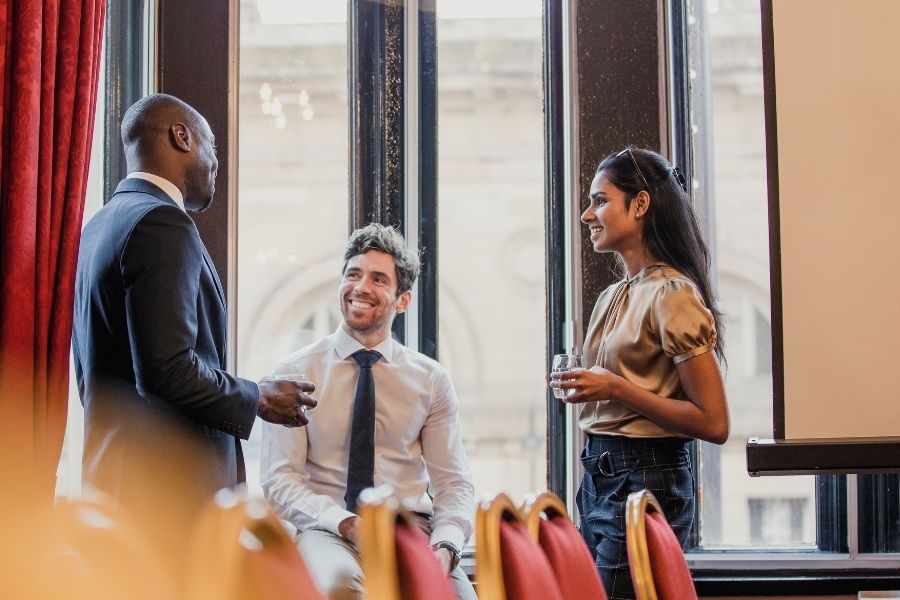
[147,0,900,594]
[676,0,900,592]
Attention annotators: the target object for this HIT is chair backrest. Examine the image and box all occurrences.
[523,491,608,600]
[625,490,698,600]
[39,497,179,600]
[358,487,457,600]
[185,488,322,600]
[476,493,565,600]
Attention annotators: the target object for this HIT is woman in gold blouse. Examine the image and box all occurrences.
[550,147,729,599]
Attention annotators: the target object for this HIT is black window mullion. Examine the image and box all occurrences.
[543,0,567,501]
[349,0,406,343]
[416,0,438,360]
[104,0,146,203]
[667,0,709,550]
[858,474,900,553]
[667,0,693,184]
[818,474,849,553]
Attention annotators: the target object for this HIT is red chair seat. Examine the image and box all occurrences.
[538,514,608,600]
[241,542,322,600]
[644,511,697,600]
[394,523,456,600]
[499,520,565,600]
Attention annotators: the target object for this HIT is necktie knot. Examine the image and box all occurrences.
[352,349,381,369]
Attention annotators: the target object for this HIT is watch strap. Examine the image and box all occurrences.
[432,541,462,570]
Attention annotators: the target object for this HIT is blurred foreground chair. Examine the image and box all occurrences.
[625,490,698,600]
[54,498,180,599]
[3,496,178,599]
[522,491,607,600]
[475,492,565,600]
[185,488,323,600]
[358,487,457,600]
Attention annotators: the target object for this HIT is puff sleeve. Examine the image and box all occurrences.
[651,279,717,364]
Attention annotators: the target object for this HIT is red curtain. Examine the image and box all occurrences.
[0,0,106,500]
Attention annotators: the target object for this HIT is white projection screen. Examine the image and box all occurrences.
[767,0,900,442]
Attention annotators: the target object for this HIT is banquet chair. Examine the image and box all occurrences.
[625,490,698,600]
[522,491,608,600]
[475,492,565,600]
[185,488,323,600]
[357,486,457,600]
[7,496,179,599]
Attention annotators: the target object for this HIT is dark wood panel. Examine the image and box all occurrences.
[157,0,233,294]
[576,0,664,326]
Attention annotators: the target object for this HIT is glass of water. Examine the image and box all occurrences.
[552,354,585,399]
[263,373,311,413]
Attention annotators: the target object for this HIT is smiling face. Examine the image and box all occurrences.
[339,250,411,345]
[581,171,646,256]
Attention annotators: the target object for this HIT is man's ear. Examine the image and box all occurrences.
[170,123,192,152]
[395,290,412,314]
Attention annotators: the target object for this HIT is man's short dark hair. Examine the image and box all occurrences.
[342,223,420,295]
[120,93,203,149]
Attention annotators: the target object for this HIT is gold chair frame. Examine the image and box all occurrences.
[625,489,665,600]
[521,491,569,541]
[475,492,523,600]
[357,487,408,600]
[185,488,304,600]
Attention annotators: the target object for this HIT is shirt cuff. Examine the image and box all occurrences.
[429,524,466,551]
[319,505,357,536]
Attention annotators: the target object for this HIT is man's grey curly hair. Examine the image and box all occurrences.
[342,223,420,295]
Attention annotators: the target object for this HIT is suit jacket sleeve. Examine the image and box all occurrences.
[121,204,258,438]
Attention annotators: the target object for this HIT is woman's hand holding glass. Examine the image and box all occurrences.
[550,354,584,400]
[550,362,621,404]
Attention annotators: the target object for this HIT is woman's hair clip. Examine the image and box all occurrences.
[672,166,688,192]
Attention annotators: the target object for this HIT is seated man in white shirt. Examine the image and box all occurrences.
[261,223,476,600]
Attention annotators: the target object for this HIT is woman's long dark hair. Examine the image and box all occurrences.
[595,147,725,363]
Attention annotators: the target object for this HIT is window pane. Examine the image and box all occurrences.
[57,48,108,502]
[436,3,546,500]
[237,2,349,495]
[689,0,816,547]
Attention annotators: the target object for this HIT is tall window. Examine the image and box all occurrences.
[235,0,547,502]
[688,0,816,548]
[435,2,546,501]
[237,0,350,492]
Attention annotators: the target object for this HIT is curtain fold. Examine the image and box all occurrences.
[0,0,106,501]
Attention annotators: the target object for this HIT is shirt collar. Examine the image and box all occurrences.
[628,262,669,284]
[332,323,395,363]
[127,172,186,212]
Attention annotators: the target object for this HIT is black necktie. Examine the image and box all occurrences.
[344,349,381,513]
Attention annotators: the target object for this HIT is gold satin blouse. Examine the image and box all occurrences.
[579,263,717,438]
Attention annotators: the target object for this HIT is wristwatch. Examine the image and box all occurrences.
[432,541,462,571]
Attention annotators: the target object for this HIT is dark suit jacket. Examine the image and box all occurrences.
[72,178,258,528]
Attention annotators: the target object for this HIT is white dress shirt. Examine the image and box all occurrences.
[261,324,474,550]
[126,171,186,212]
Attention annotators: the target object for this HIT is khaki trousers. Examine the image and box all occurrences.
[297,528,476,600]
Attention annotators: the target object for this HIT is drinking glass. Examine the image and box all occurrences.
[552,354,585,399]
[263,373,311,413]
